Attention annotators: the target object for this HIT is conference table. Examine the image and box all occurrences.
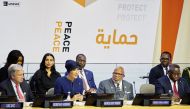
[22,105,190,109]
[21,101,190,109]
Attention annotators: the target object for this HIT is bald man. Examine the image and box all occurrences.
[97,66,134,100]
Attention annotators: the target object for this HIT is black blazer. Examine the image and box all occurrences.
[0,67,8,83]
[155,76,190,98]
[0,79,34,102]
[149,64,165,85]
[29,69,61,95]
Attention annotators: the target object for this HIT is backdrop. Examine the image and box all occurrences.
[0,0,160,63]
[1,0,190,93]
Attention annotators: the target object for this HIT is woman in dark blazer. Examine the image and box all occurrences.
[30,53,61,95]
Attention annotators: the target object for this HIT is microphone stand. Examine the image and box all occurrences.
[133,81,136,95]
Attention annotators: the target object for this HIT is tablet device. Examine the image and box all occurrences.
[32,94,64,107]
[85,93,114,106]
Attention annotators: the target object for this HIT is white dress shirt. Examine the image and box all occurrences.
[168,75,179,92]
[114,80,123,91]
[78,69,90,91]
[162,66,169,75]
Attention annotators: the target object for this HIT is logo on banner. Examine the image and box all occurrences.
[74,0,96,7]
[96,29,138,49]
[52,21,72,53]
[3,1,20,7]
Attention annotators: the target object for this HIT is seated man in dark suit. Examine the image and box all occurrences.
[76,54,97,93]
[155,64,190,102]
[0,64,34,102]
[54,60,84,101]
[149,51,172,85]
[97,66,134,100]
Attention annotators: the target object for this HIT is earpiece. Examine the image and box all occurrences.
[123,74,125,77]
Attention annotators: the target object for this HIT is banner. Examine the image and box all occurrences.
[0,0,161,63]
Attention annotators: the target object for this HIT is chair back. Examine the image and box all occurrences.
[46,88,54,95]
[140,84,155,94]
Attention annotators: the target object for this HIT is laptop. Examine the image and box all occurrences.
[132,93,157,106]
[85,93,114,106]
[0,96,17,102]
[32,94,64,107]
[180,93,190,105]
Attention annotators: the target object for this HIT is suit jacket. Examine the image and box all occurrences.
[65,69,97,89]
[97,78,134,100]
[182,67,190,87]
[149,64,165,85]
[29,69,61,95]
[83,69,97,89]
[54,76,83,97]
[0,66,8,83]
[0,79,34,102]
[155,75,190,98]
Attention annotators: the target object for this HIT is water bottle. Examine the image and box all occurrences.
[123,91,130,105]
[66,92,71,101]
[168,90,173,98]
[123,91,128,101]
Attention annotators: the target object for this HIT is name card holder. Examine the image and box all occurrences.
[49,101,73,108]
[144,99,171,106]
[0,102,23,109]
[96,100,123,107]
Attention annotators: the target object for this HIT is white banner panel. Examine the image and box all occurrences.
[0,0,160,63]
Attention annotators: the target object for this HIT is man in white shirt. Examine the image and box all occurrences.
[155,64,190,102]
[149,51,172,85]
[76,54,97,93]
[0,64,33,102]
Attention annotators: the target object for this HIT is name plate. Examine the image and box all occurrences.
[0,102,23,109]
[97,100,123,107]
[144,99,171,106]
[49,101,73,108]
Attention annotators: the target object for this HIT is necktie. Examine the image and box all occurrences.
[116,83,120,91]
[165,67,168,75]
[173,82,179,97]
[16,84,25,101]
[80,70,83,76]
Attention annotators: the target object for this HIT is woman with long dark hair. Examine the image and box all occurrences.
[0,50,24,83]
[30,53,60,95]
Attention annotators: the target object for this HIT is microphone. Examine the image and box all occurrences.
[133,81,136,95]
[139,76,149,79]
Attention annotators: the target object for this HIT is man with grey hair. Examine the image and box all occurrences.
[0,64,33,102]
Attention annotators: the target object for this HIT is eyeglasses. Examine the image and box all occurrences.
[171,73,181,76]
[113,72,124,76]
[77,59,86,62]
[161,58,170,61]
